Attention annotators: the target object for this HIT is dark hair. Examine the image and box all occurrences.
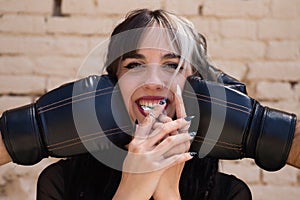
[104,9,219,199]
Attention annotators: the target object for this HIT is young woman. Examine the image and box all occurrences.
[37,9,252,200]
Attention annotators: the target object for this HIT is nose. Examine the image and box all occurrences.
[142,69,165,91]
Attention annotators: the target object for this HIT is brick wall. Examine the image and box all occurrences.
[0,0,299,199]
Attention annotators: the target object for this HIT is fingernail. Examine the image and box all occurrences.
[189,152,197,157]
[135,119,138,124]
[189,132,196,137]
[184,116,195,121]
[159,98,167,105]
[176,84,182,96]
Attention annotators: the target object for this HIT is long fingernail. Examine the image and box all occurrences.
[184,116,195,121]
[176,84,182,96]
[189,152,197,157]
[133,119,138,133]
[159,98,167,105]
[189,132,196,137]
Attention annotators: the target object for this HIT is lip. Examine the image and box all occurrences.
[135,96,169,116]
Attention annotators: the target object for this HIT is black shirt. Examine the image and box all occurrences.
[37,157,251,200]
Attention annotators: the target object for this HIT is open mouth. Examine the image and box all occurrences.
[136,96,168,116]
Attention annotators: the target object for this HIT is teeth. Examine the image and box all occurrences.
[139,99,165,111]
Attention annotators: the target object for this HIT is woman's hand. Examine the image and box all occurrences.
[153,85,195,200]
[113,102,193,200]
[287,120,300,168]
[0,131,12,165]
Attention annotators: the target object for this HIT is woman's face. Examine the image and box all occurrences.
[116,47,193,123]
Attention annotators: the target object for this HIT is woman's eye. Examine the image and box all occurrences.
[123,62,144,69]
[162,63,182,70]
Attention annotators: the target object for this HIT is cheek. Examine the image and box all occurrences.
[169,74,187,92]
[118,78,133,107]
[117,73,140,118]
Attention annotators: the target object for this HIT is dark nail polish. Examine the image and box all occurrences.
[189,132,196,137]
[159,98,167,105]
[184,116,195,121]
[135,119,138,124]
[189,152,197,157]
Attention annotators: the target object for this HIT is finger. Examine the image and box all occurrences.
[154,132,192,154]
[152,122,164,130]
[147,118,190,146]
[151,114,172,133]
[160,152,194,170]
[175,84,187,119]
[157,114,172,123]
[134,103,165,139]
[163,140,191,158]
[175,84,193,133]
[169,130,178,136]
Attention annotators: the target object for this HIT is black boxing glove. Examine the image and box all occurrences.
[0,75,133,165]
[206,65,247,94]
[184,76,297,171]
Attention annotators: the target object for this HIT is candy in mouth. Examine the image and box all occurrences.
[141,105,155,111]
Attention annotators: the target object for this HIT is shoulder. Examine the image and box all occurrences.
[211,172,252,200]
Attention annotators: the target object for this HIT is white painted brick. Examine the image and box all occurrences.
[189,17,220,39]
[53,36,91,56]
[258,19,300,40]
[0,15,46,34]
[62,0,162,15]
[256,81,293,101]
[46,77,76,92]
[0,159,59,200]
[96,0,162,15]
[0,0,53,14]
[77,55,107,78]
[202,0,269,18]
[0,75,45,95]
[62,0,97,15]
[165,0,203,16]
[219,159,260,184]
[295,84,300,101]
[83,37,110,76]
[33,56,82,77]
[271,0,300,19]
[247,62,300,81]
[260,100,300,116]
[0,36,90,56]
[0,56,35,75]
[46,16,117,35]
[0,96,32,113]
[88,36,109,52]
[220,19,256,39]
[209,39,265,61]
[262,165,299,185]
[249,185,300,200]
[266,41,299,61]
[212,60,248,81]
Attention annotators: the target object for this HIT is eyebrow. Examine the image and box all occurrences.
[162,53,181,59]
[121,52,181,61]
[121,52,145,60]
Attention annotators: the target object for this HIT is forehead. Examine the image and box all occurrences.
[136,48,179,58]
[136,27,179,55]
